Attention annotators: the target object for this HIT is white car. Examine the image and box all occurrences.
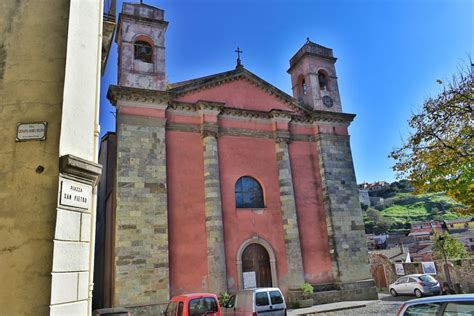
[222,288,286,316]
[389,274,441,298]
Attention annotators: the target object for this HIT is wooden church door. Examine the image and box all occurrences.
[242,243,272,287]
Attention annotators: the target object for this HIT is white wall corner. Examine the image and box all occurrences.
[78,272,89,300]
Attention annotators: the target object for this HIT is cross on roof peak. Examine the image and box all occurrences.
[235,47,244,69]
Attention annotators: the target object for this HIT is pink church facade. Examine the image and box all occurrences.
[94,2,376,314]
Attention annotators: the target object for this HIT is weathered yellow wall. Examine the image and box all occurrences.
[0,0,70,313]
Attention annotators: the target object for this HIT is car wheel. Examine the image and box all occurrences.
[390,289,397,297]
[414,289,423,298]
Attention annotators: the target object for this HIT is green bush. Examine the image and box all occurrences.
[218,292,231,307]
[300,282,314,299]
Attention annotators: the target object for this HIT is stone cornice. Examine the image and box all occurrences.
[197,101,225,112]
[59,155,102,186]
[108,85,174,106]
[109,86,355,124]
[167,101,199,112]
[119,13,169,28]
[270,109,292,120]
[310,110,355,124]
[221,108,272,120]
[167,100,354,124]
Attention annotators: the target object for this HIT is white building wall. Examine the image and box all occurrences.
[51,0,104,315]
[59,0,102,160]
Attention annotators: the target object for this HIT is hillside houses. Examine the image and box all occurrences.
[368,217,474,263]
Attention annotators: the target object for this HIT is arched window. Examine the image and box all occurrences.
[302,78,307,95]
[134,40,153,63]
[318,71,328,91]
[235,176,264,208]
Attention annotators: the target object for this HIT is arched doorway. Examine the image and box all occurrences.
[242,243,272,288]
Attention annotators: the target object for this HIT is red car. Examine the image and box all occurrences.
[165,293,222,316]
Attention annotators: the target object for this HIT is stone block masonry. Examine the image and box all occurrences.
[202,134,227,294]
[316,133,373,284]
[114,113,170,306]
[275,140,305,289]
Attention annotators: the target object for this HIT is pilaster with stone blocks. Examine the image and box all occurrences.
[315,131,374,286]
[50,155,101,315]
[113,100,170,308]
[272,112,305,290]
[200,103,228,294]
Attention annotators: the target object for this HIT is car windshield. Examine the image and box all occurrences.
[189,297,218,316]
[419,275,437,283]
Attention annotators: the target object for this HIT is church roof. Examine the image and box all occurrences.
[168,66,312,114]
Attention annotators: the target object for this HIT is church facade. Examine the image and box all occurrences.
[95,2,376,313]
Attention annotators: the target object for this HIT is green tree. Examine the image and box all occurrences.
[390,64,473,213]
[366,208,392,234]
[432,232,470,260]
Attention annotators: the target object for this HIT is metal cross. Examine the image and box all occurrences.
[235,47,243,68]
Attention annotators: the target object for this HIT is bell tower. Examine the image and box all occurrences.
[117,2,168,90]
[288,39,342,112]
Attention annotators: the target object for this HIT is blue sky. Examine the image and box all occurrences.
[100,0,473,184]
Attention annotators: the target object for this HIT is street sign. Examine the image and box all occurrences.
[16,122,47,141]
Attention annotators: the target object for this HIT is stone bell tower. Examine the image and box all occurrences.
[117,2,168,90]
[108,2,172,312]
[288,39,342,112]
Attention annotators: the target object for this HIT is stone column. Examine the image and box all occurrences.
[316,130,375,297]
[272,112,305,289]
[201,105,227,294]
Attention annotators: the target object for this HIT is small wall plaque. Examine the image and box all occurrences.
[243,271,257,289]
[16,122,48,141]
[60,179,92,210]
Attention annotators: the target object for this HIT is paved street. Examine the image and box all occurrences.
[321,301,400,315]
[289,293,415,315]
[320,294,413,315]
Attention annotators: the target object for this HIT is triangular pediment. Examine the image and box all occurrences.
[169,68,310,114]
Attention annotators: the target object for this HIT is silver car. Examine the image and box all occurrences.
[389,274,441,298]
[396,294,474,315]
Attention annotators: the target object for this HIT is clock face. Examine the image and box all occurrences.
[322,95,333,107]
[137,76,152,89]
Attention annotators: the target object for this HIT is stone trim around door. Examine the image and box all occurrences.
[236,236,278,290]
